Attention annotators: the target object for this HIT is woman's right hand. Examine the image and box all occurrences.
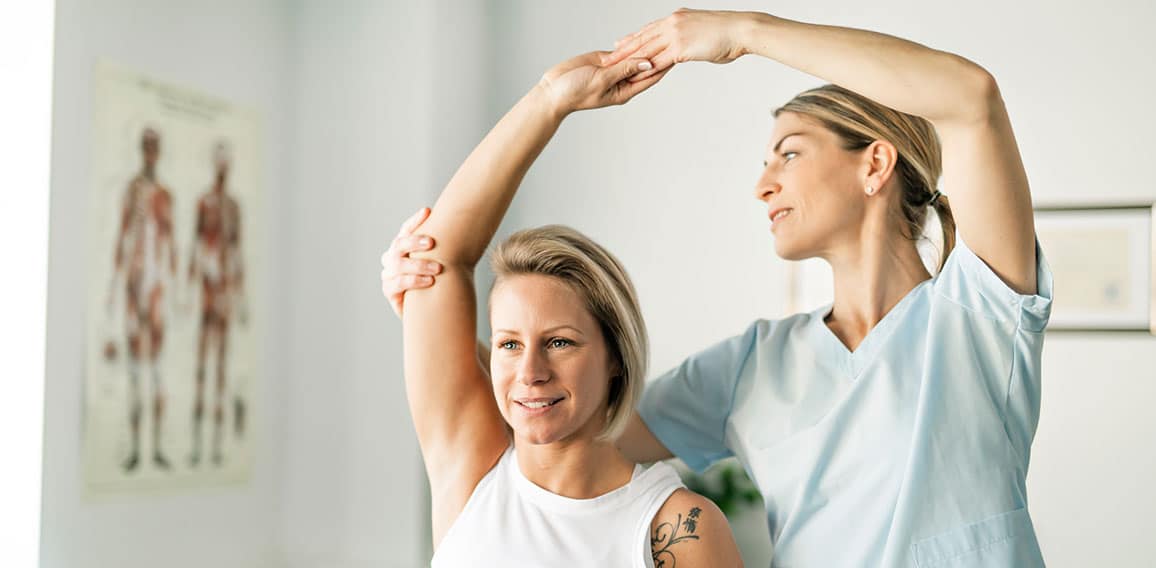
[380,207,443,318]
[537,51,670,117]
[601,9,755,79]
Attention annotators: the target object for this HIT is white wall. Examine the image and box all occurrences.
[42,1,482,566]
[1,2,54,567]
[488,1,1156,567]
[279,0,450,565]
[42,1,291,566]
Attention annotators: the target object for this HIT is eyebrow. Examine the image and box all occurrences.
[492,325,586,337]
[772,132,806,153]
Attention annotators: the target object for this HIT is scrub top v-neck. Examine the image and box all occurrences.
[638,236,1053,567]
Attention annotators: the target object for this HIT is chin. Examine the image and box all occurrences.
[513,422,568,446]
[774,241,809,262]
[773,233,824,262]
[515,418,602,447]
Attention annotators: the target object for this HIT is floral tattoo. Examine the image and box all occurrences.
[651,507,703,567]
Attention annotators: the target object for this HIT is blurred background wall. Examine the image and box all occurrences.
[39,0,1155,567]
[43,1,292,567]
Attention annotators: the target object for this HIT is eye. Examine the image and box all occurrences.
[548,338,574,349]
[497,340,519,350]
[782,151,798,162]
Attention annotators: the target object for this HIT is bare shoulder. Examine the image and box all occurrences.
[649,488,743,568]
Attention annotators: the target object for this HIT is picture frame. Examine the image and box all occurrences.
[1034,204,1155,333]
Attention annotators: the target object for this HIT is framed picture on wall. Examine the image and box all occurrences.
[1034,204,1155,333]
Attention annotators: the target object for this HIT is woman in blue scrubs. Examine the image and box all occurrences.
[384,9,1052,567]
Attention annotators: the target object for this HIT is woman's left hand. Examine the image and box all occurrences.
[602,9,754,79]
[538,51,670,116]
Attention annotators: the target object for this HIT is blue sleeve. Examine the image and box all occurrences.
[934,233,1054,462]
[933,234,1054,332]
[637,322,760,473]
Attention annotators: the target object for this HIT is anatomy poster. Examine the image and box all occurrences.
[84,61,263,493]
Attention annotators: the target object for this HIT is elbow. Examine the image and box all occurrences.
[969,64,1003,120]
[951,57,1005,124]
[405,217,487,270]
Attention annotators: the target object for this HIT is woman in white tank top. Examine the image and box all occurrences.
[383,49,742,566]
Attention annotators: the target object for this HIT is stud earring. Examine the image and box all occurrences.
[866,185,876,196]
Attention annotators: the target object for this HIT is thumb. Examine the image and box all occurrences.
[609,57,654,85]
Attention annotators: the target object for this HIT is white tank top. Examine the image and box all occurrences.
[431,445,685,568]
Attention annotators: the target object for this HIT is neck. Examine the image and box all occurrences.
[513,435,635,499]
[823,221,932,350]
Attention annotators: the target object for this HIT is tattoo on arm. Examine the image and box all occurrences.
[651,507,703,567]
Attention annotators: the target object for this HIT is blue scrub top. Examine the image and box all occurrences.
[639,236,1053,567]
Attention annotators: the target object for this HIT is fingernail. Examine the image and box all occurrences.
[427,262,440,272]
[638,61,653,71]
[419,238,431,246]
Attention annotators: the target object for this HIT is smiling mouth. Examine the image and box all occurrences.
[771,208,793,223]
[516,398,564,410]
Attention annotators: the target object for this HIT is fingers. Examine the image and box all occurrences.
[380,212,441,316]
[605,20,662,65]
[381,271,435,317]
[613,67,672,105]
[396,206,431,238]
[627,47,676,83]
[381,272,435,295]
[606,35,640,65]
[398,256,442,278]
[380,234,435,267]
[599,56,655,91]
[397,234,435,255]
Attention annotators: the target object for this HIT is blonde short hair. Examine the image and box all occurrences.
[490,225,647,442]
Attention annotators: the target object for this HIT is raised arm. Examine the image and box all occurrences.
[112,184,134,276]
[227,198,244,295]
[608,10,1038,293]
[187,199,204,283]
[398,51,664,546]
[107,183,135,310]
[159,189,177,276]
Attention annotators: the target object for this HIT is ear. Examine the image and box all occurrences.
[862,140,899,195]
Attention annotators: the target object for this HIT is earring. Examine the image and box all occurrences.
[865,185,876,196]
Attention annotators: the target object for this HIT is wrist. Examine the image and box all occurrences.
[529,81,572,123]
[736,11,778,58]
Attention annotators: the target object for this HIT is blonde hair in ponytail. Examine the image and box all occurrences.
[775,84,956,271]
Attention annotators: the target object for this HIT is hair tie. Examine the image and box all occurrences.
[927,190,942,206]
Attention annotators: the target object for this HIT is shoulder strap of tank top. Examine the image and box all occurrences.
[632,462,686,568]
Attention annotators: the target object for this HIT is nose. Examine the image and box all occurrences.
[753,164,780,202]
[516,346,551,386]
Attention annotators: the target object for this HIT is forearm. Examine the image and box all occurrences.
[412,85,563,269]
[739,13,997,123]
